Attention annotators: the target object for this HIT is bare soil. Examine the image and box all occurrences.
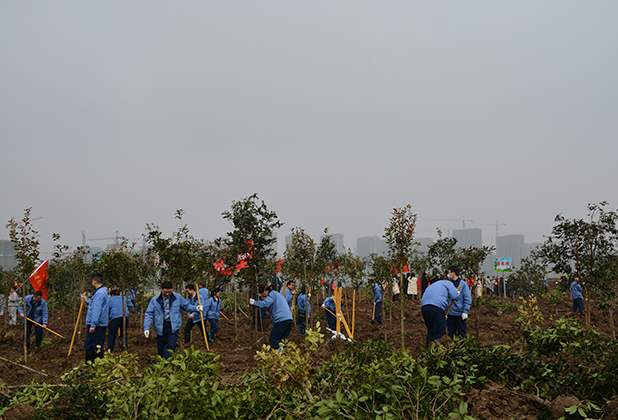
[1,290,616,419]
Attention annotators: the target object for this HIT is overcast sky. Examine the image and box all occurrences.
[2,1,617,259]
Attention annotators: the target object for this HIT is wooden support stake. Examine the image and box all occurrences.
[0,357,48,376]
[68,292,86,357]
[196,284,210,351]
[352,289,356,337]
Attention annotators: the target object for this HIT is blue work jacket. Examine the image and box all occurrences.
[204,296,222,320]
[198,287,209,304]
[449,278,472,316]
[253,290,293,324]
[283,286,294,308]
[185,293,203,323]
[144,292,197,336]
[108,295,133,320]
[85,286,109,327]
[373,283,383,303]
[18,295,48,324]
[297,293,311,317]
[571,281,583,300]
[420,280,459,312]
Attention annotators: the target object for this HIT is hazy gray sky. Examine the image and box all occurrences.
[2,1,617,259]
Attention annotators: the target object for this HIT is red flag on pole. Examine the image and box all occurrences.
[29,259,49,300]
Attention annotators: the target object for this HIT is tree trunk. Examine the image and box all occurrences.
[23,283,28,364]
[609,306,615,340]
[400,272,405,350]
[585,289,591,329]
[122,291,127,351]
[234,284,238,343]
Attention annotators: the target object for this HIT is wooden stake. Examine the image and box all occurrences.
[24,317,66,340]
[0,356,48,376]
[68,292,86,357]
[352,289,356,337]
[196,284,210,351]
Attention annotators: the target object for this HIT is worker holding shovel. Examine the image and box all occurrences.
[371,282,383,325]
[420,278,460,344]
[18,290,48,350]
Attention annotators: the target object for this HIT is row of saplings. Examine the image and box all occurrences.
[1,306,617,420]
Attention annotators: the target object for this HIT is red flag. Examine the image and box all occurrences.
[276,259,283,273]
[214,259,227,272]
[326,260,339,273]
[234,260,249,273]
[29,259,49,300]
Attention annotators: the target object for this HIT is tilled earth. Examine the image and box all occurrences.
[0,290,615,418]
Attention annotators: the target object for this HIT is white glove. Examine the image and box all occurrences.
[196,305,204,312]
[321,304,326,309]
[249,298,255,305]
[462,313,468,320]
[308,293,311,298]
[144,330,149,338]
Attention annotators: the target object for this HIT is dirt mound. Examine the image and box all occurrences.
[466,382,544,420]
[1,402,34,420]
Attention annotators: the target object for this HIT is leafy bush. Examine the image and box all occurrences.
[486,298,518,313]
[515,295,545,331]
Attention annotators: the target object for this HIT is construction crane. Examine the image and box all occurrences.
[81,230,127,247]
[471,221,507,247]
[423,217,473,243]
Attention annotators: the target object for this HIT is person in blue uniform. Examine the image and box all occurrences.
[371,282,383,324]
[445,266,472,339]
[204,287,223,341]
[570,276,583,314]
[183,284,201,344]
[18,290,48,349]
[421,279,460,344]
[82,273,109,362]
[283,280,295,309]
[144,281,201,359]
[296,286,311,335]
[107,288,133,351]
[250,284,293,350]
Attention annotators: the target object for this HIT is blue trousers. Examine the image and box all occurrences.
[325,310,336,330]
[373,301,383,324]
[208,318,219,339]
[156,320,179,359]
[84,325,107,358]
[270,320,293,350]
[25,320,43,347]
[572,298,584,314]
[422,304,446,343]
[446,315,467,339]
[108,316,129,351]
